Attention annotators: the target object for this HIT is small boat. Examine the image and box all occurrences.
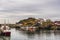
[0,25,11,36]
[27,27,36,32]
[1,20,11,36]
[0,19,11,36]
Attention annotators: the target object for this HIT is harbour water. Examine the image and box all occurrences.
[0,28,60,40]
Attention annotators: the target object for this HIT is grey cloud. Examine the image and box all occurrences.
[0,0,60,23]
[0,0,59,15]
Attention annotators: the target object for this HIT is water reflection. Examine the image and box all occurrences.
[0,36,10,40]
[0,28,60,40]
[11,28,60,40]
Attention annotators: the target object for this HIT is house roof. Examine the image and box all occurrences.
[54,21,60,26]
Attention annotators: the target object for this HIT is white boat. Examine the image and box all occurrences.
[0,25,11,36]
[0,19,11,36]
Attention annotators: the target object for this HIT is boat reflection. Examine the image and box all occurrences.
[0,36,10,40]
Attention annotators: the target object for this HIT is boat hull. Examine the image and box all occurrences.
[1,32,11,36]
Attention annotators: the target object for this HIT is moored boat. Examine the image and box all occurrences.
[0,26,11,36]
[28,27,36,32]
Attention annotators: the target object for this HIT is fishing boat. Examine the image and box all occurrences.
[0,25,11,36]
[0,20,11,36]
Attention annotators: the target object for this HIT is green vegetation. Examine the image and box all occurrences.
[16,17,60,30]
[17,17,37,27]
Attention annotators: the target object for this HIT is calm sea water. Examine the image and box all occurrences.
[0,28,60,40]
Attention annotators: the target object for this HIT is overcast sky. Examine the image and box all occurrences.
[0,0,60,24]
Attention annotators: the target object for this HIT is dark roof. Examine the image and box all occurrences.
[54,21,60,23]
[54,21,60,26]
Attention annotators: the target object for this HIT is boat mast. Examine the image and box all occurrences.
[8,19,9,26]
[4,19,6,27]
